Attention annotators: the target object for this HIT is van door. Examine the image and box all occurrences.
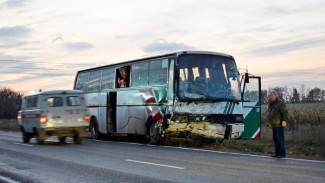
[65,95,85,126]
[46,96,66,127]
[241,76,261,139]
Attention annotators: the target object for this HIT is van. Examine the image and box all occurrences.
[17,90,90,144]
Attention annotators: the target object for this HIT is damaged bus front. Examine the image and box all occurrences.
[162,53,246,142]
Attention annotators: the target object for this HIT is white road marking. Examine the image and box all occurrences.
[89,139,325,164]
[0,175,20,183]
[14,142,34,147]
[126,159,185,170]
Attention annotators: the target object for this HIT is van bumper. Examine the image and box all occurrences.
[39,126,88,139]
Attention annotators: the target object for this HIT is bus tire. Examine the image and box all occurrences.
[147,118,165,145]
[89,118,99,139]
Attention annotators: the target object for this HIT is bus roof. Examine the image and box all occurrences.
[77,50,233,73]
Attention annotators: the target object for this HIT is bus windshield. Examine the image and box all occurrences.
[176,54,241,102]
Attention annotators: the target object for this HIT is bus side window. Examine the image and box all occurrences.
[75,72,89,92]
[149,59,167,86]
[131,62,148,87]
[101,67,115,90]
[116,66,130,88]
[88,70,101,92]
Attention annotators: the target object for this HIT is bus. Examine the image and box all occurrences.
[74,51,261,144]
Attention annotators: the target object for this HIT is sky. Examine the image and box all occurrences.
[0,0,325,95]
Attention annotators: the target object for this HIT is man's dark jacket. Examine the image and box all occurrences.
[268,98,288,128]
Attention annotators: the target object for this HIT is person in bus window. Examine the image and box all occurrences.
[117,66,130,88]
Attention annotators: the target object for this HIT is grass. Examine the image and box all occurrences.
[0,119,19,131]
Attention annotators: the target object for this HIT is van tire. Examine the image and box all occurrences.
[34,129,44,145]
[22,132,31,143]
[74,133,82,144]
[59,136,66,144]
[89,118,99,139]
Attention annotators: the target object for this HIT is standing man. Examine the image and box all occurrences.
[268,90,288,158]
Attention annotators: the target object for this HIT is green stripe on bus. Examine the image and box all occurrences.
[240,100,261,139]
[223,102,229,114]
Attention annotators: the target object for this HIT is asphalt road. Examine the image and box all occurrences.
[0,130,324,183]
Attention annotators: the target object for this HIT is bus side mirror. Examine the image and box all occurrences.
[244,73,249,83]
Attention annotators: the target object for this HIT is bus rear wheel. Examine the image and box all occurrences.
[89,118,99,139]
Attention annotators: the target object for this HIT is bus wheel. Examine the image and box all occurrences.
[148,124,160,144]
[89,118,99,139]
[74,133,82,144]
[58,136,66,144]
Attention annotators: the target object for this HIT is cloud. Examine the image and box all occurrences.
[52,36,64,43]
[64,42,94,51]
[3,0,29,8]
[0,53,33,60]
[258,67,325,89]
[0,26,32,38]
[143,39,194,53]
[248,38,325,56]
[0,41,25,48]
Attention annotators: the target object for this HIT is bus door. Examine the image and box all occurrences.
[241,76,261,139]
[107,92,117,133]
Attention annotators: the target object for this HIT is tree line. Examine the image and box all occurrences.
[261,85,325,104]
[0,86,23,119]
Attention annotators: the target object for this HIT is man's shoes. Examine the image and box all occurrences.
[271,154,278,157]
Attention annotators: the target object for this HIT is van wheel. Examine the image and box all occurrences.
[58,136,66,144]
[89,119,99,139]
[22,132,31,143]
[74,133,82,144]
[34,129,44,145]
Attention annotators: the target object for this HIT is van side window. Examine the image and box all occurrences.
[26,96,38,108]
[47,97,63,107]
[66,96,81,106]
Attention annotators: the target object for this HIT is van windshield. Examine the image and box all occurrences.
[176,54,241,102]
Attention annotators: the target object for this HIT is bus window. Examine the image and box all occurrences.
[101,67,115,90]
[116,66,130,88]
[88,70,101,92]
[75,72,89,92]
[149,59,167,86]
[131,62,148,87]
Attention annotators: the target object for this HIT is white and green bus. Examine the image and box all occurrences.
[74,51,261,144]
